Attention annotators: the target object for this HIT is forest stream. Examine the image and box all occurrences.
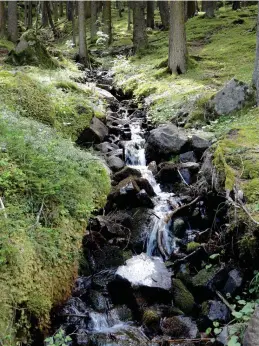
[49,68,237,346]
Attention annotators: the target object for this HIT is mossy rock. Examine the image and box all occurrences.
[186,242,201,253]
[142,309,160,328]
[172,279,195,315]
[161,316,187,337]
[6,30,59,68]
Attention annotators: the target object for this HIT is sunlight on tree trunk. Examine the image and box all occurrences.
[78,1,89,67]
[168,0,187,74]
[147,1,155,29]
[132,1,147,53]
[103,0,112,45]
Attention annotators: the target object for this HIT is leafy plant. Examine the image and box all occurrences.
[45,328,71,346]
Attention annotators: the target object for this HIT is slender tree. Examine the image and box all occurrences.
[0,1,6,38]
[85,1,91,19]
[253,3,259,103]
[103,0,112,45]
[168,0,187,74]
[91,0,98,42]
[78,1,89,66]
[59,1,64,17]
[132,1,147,52]
[28,1,33,28]
[232,1,241,10]
[67,1,76,45]
[158,1,169,30]
[42,1,49,27]
[52,2,59,22]
[46,1,58,37]
[202,1,216,18]
[7,1,18,43]
[186,1,197,19]
[147,1,155,29]
[127,1,131,31]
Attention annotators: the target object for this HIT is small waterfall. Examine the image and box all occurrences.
[88,310,122,332]
[123,116,180,259]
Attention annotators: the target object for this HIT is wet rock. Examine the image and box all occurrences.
[148,161,158,175]
[96,86,118,103]
[107,156,125,172]
[73,276,92,298]
[222,269,243,295]
[171,218,187,238]
[113,166,141,183]
[172,279,194,315]
[77,325,149,346]
[142,309,160,332]
[136,189,154,208]
[107,177,155,209]
[180,151,197,163]
[191,266,228,300]
[115,253,172,291]
[161,316,198,338]
[95,141,119,153]
[202,300,230,323]
[191,134,211,152]
[243,307,259,346]
[60,297,89,329]
[88,290,109,312]
[77,117,109,145]
[156,163,180,184]
[145,124,189,163]
[206,78,255,119]
[92,269,117,290]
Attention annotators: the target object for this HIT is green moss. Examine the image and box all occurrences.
[186,241,201,253]
[192,266,219,288]
[0,39,15,51]
[172,279,195,315]
[142,310,160,328]
[0,106,110,343]
[213,144,236,191]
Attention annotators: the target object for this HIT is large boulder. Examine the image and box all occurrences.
[77,117,108,145]
[206,79,255,119]
[172,279,195,315]
[145,124,189,163]
[115,253,171,291]
[113,166,142,183]
[6,30,59,68]
[202,300,230,323]
[106,155,125,172]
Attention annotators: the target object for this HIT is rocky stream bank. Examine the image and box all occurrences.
[50,69,248,346]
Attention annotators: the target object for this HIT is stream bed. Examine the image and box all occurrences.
[51,69,243,346]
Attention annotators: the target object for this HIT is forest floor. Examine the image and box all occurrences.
[0,3,259,344]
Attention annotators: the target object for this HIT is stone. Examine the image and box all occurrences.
[116,253,172,291]
[142,309,160,332]
[191,134,211,152]
[148,161,158,175]
[172,279,195,315]
[88,290,109,312]
[180,151,197,163]
[95,86,118,103]
[171,218,187,238]
[206,78,255,119]
[202,300,230,323]
[222,269,243,295]
[191,266,228,300]
[95,141,119,153]
[107,155,125,172]
[106,148,124,160]
[156,163,180,184]
[113,166,142,183]
[145,124,189,163]
[161,316,198,338]
[77,117,108,145]
[243,308,259,346]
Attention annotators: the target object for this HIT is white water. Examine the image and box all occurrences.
[125,120,180,258]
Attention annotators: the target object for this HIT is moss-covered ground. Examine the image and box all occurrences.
[0,35,110,345]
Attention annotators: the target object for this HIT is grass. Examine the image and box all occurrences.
[99,5,257,125]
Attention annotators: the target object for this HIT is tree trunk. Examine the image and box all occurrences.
[168,0,187,74]
[147,1,155,29]
[232,1,241,10]
[187,1,197,19]
[7,1,18,42]
[132,1,147,52]
[91,0,98,42]
[85,1,91,19]
[0,1,6,38]
[46,1,58,37]
[202,1,216,18]
[158,1,169,30]
[59,1,64,17]
[28,1,33,28]
[42,1,49,27]
[103,0,112,45]
[24,1,28,27]
[118,1,123,18]
[127,1,131,31]
[78,1,89,67]
[53,1,59,22]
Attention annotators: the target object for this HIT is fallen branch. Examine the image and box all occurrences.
[154,338,213,344]
[216,290,235,312]
[177,169,189,186]
[171,247,203,267]
[164,196,200,223]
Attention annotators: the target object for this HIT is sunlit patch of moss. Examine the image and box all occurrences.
[0,39,15,51]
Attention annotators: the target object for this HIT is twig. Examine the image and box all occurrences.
[177,169,189,186]
[154,338,213,344]
[164,196,200,223]
[0,197,7,219]
[216,290,235,312]
[171,247,203,267]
